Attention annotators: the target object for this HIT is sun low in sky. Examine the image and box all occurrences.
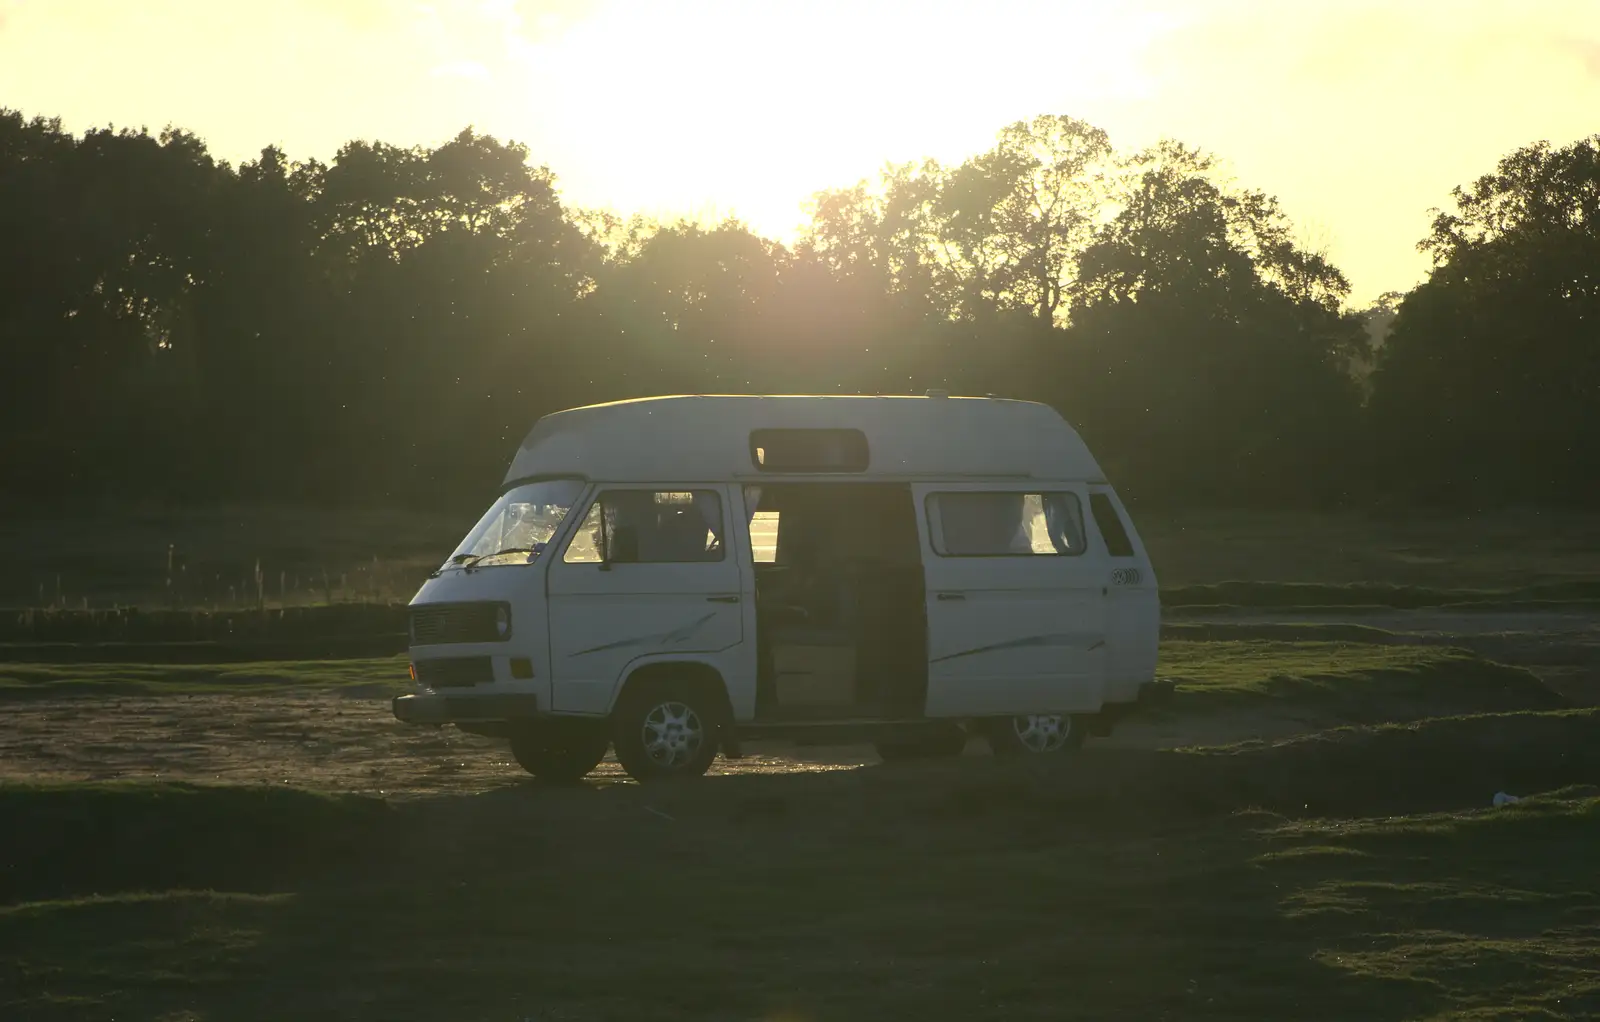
[4,0,1600,304]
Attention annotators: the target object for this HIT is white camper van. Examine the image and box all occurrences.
[392,394,1162,782]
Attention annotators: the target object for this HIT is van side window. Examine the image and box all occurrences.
[1089,493,1135,557]
[562,490,726,563]
[926,493,1084,556]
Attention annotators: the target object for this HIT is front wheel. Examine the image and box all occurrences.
[987,714,1087,756]
[611,682,722,782]
[509,722,610,783]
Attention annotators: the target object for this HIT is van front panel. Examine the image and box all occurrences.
[407,566,553,708]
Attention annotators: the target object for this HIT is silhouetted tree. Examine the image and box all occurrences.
[1065,141,1364,505]
[3,105,1593,512]
[1367,137,1600,505]
[804,115,1111,323]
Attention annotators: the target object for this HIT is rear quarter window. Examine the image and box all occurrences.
[1089,493,1135,558]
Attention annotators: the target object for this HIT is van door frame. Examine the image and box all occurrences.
[1087,485,1159,704]
[728,482,760,721]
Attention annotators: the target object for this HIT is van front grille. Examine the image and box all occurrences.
[410,603,506,644]
[414,656,495,689]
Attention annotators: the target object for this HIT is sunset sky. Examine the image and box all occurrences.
[4,0,1599,304]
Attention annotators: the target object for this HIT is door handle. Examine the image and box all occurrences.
[706,595,740,603]
[936,592,966,601]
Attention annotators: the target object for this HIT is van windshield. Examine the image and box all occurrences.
[444,479,585,569]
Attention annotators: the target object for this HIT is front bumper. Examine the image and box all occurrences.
[392,691,541,725]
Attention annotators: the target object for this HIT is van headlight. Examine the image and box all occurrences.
[495,605,510,639]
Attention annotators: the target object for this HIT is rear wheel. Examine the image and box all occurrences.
[611,681,723,782]
[508,722,610,783]
[987,714,1086,756]
[875,724,969,762]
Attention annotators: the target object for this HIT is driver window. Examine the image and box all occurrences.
[562,490,726,564]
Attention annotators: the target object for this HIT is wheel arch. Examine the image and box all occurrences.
[611,657,734,727]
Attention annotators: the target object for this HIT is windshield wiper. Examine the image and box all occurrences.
[429,552,483,578]
[483,546,541,562]
[429,546,542,578]
[459,547,541,570]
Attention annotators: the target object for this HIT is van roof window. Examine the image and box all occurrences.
[750,429,869,473]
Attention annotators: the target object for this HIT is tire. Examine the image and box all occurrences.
[508,722,610,783]
[987,713,1087,756]
[875,724,969,762]
[611,680,723,782]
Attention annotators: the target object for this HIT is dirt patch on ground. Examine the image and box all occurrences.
[0,691,879,795]
[0,685,1428,793]
[0,693,1472,794]
[1096,704,1324,749]
[4,608,1594,792]
[0,661,1581,794]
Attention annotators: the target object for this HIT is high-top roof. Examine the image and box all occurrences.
[502,394,1105,486]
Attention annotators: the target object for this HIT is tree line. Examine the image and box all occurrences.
[1,109,1595,510]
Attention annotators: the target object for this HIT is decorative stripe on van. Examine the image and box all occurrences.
[931,632,1104,664]
[569,612,717,658]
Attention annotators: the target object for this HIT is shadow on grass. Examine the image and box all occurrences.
[4,710,1599,1020]
[0,786,1423,1021]
[0,658,409,701]
[1158,640,1569,726]
[1263,789,1600,1019]
[1162,578,1600,611]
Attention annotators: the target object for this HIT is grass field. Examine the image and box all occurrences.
[3,734,1599,1021]
[2,508,1599,1019]
[0,657,406,698]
